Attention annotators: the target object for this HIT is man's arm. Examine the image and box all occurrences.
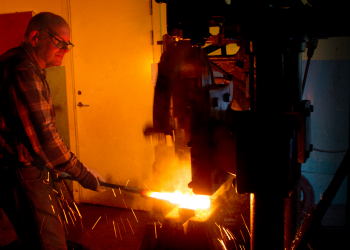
[9,64,104,191]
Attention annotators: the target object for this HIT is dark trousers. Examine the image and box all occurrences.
[0,162,67,250]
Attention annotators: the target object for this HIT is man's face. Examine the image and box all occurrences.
[34,25,71,68]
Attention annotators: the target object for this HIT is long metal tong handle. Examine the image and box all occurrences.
[57,175,146,195]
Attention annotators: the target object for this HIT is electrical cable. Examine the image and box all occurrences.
[313,148,348,153]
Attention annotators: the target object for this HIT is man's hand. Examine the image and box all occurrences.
[86,167,106,193]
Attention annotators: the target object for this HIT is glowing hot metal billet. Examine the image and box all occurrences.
[143,191,210,210]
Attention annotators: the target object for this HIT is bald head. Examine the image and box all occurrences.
[24,12,71,68]
[25,12,69,39]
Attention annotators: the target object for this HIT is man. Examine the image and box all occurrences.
[0,12,105,249]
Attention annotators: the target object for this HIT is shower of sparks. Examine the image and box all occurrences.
[117,223,122,240]
[222,227,231,240]
[126,180,129,186]
[73,202,82,218]
[112,189,116,197]
[120,217,127,233]
[51,205,55,214]
[92,216,101,230]
[127,218,134,234]
[63,209,69,224]
[241,214,251,237]
[122,199,128,209]
[240,230,245,243]
[68,212,75,227]
[218,239,227,250]
[69,207,77,221]
[131,208,138,222]
[226,228,236,240]
[40,216,45,235]
[113,221,117,238]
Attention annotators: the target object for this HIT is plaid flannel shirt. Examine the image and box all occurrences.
[0,43,83,177]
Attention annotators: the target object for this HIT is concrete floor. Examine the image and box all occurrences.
[65,203,151,250]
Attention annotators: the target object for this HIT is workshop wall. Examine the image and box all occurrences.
[302,37,350,226]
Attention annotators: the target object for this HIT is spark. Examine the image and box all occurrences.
[120,217,126,233]
[53,189,58,194]
[81,222,90,238]
[63,221,69,235]
[218,239,227,250]
[47,172,50,182]
[119,187,122,194]
[240,230,245,243]
[215,223,223,238]
[324,131,328,136]
[58,214,63,227]
[307,243,314,250]
[145,184,151,190]
[158,221,162,228]
[172,130,175,141]
[68,212,75,227]
[131,208,138,222]
[122,199,128,209]
[51,205,55,214]
[63,208,69,224]
[60,189,65,200]
[113,221,117,238]
[239,245,243,250]
[92,216,101,230]
[112,189,116,197]
[242,245,246,250]
[154,222,157,238]
[73,202,82,218]
[117,223,122,240]
[40,216,45,235]
[43,180,46,184]
[241,214,251,237]
[127,218,134,234]
[126,180,129,186]
[48,195,52,200]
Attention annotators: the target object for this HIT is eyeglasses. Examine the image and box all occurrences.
[42,30,74,50]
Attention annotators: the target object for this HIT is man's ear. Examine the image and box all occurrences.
[29,31,40,47]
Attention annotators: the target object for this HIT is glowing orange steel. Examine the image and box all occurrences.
[143,190,210,210]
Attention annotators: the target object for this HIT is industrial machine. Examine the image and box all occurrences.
[144,1,349,250]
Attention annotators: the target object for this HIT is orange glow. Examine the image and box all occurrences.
[143,190,210,210]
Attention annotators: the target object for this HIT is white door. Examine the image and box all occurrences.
[70,0,165,211]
